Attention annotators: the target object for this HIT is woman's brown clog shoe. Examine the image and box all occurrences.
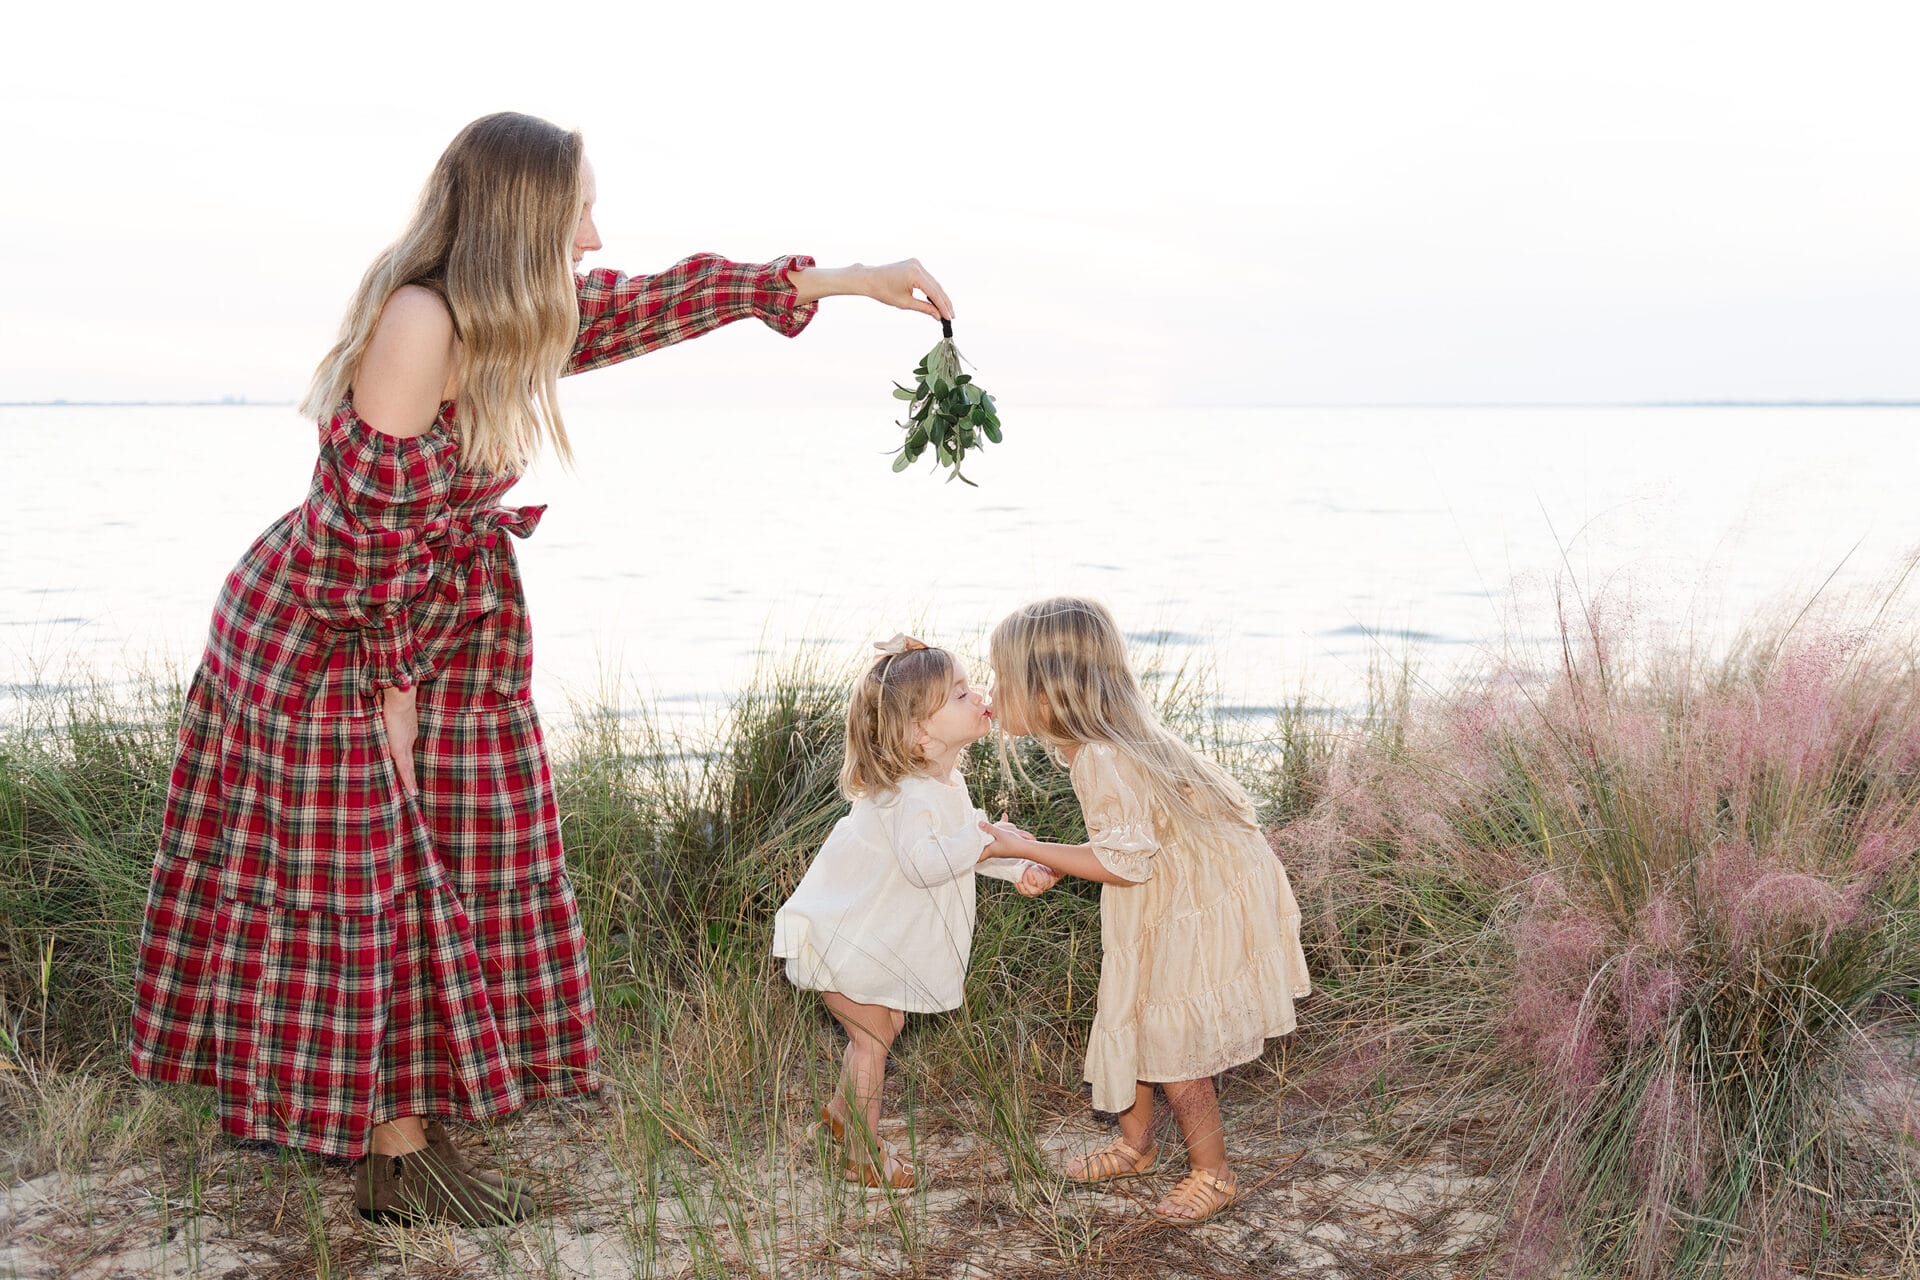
[353,1146,535,1226]
[424,1118,536,1208]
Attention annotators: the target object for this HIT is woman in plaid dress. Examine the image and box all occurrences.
[127,112,955,1225]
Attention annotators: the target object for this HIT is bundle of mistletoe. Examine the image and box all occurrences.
[890,320,1002,485]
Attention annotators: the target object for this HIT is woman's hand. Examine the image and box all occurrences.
[787,259,954,320]
[381,685,420,798]
[862,259,953,320]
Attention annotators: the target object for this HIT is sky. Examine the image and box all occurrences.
[5,0,1918,407]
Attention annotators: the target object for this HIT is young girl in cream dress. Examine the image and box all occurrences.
[979,598,1312,1225]
[772,635,1048,1189]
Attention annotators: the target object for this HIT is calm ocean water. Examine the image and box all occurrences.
[3,404,1914,732]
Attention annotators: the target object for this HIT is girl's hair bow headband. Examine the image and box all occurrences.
[873,633,930,657]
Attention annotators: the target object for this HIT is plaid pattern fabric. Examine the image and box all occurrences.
[129,257,814,1159]
[568,253,817,376]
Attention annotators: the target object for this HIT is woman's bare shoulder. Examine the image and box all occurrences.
[380,283,455,332]
[353,286,457,437]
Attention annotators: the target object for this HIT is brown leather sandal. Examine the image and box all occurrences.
[842,1140,917,1190]
[1150,1168,1239,1225]
[804,1103,848,1144]
[424,1119,535,1209]
[1061,1137,1159,1183]
[353,1146,535,1226]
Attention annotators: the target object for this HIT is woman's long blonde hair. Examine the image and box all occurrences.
[841,640,959,800]
[989,597,1256,838]
[298,111,582,474]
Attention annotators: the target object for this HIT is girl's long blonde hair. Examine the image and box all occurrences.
[841,641,958,800]
[989,596,1257,838]
[298,111,582,474]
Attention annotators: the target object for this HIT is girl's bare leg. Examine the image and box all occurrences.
[1163,1077,1229,1177]
[1116,1082,1158,1155]
[821,992,906,1166]
[828,1039,859,1132]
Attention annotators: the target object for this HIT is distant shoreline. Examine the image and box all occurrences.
[0,400,298,408]
[2,399,1916,410]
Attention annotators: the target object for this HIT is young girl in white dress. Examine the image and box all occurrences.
[772,635,1049,1189]
[979,597,1312,1225]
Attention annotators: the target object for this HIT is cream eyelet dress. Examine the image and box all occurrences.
[1071,743,1311,1110]
[772,772,1031,1013]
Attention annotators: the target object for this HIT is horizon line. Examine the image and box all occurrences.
[5,397,1918,411]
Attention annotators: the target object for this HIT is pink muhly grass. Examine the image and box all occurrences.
[1554,1003,1609,1101]
[1886,709,1920,775]
[1457,842,1530,893]
[1505,1155,1569,1280]
[1710,706,1760,833]
[1619,952,1690,1050]
[1271,816,1366,972]
[1515,902,1611,988]
[1328,763,1396,844]
[1634,890,1691,954]
[1394,806,1464,866]
[1848,819,1919,887]
[1696,840,1861,950]
[1630,1070,1708,1202]
[1849,830,1895,880]
[1744,867,1861,941]
[1506,980,1609,1103]
[1755,644,1847,779]
[1504,896,1619,1102]
[1445,691,1503,758]
[1696,837,1761,894]
[1601,702,1667,775]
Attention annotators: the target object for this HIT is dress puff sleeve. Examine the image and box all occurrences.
[566,253,819,377]
[891,783,996,890]
[1073,744,1159,884]
[287,403,460,693]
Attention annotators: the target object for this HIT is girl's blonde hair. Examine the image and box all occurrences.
[989,596,1256,837]
[299,111,583,475]
[841,640,959,799]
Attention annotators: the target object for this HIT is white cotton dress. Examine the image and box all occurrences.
[771,772,1032,1013]
[1072,743,1312,1112]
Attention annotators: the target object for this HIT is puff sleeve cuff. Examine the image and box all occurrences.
[976,856,1035,884]
[361,613,423,692]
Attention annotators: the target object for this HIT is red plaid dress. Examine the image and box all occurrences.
[129,254,818,1159]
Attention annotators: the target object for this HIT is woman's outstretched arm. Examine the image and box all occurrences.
[788,259,954,320]
[567,255,957,376]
